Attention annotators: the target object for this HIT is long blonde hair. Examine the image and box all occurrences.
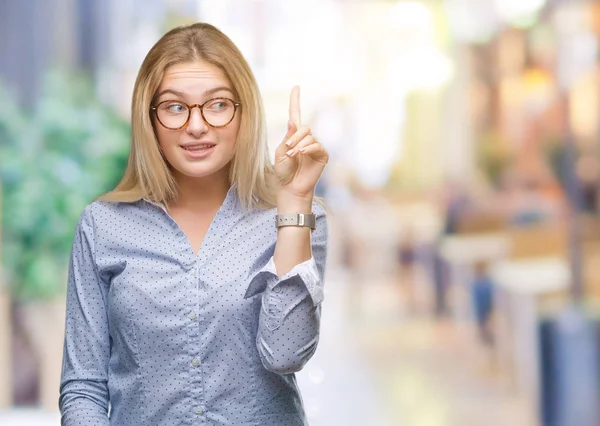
[99,22,323,212]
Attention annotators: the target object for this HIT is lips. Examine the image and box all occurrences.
[181,143,216,151]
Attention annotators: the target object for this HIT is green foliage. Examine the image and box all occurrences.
[0,71,130,300]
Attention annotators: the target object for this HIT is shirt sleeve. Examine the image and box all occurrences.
[59,206,110,425]
[243,204,328,375]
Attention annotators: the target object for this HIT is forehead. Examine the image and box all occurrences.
[159,60,231,93]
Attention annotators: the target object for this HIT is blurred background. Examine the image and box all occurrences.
[2,0,600,425]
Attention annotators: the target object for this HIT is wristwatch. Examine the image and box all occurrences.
[275,213,316,231]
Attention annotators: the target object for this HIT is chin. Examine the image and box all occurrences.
[178,167,217,179]
[177,162,231,180]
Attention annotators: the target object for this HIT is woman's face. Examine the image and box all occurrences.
[153,60,241,183]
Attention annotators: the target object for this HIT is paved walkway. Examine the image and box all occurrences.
[0,408,59,425]
[346,270,534,426]
[297,269,392,425]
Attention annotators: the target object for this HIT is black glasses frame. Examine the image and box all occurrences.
[150,97,241,130]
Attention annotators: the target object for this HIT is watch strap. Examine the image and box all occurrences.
[275,213,316,230]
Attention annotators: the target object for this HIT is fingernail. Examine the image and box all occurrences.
[286,140,293,147]
[286,149,294,156]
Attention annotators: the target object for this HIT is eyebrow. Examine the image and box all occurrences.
[156,86,235,99]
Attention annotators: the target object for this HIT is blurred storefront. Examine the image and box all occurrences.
[429,2,600,425]
[3,1,600,425]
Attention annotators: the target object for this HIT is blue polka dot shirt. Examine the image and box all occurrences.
[59,183,328,426]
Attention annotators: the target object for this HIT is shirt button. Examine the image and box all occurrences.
[190,269,197,278]
[193,407,203,415]
[273,286,282,293]
[189,311,196,320]
[191,358,200,367]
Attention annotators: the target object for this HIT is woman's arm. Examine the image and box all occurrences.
[59,206,110,425]
[245,198,328,375]
[248,85,329,374]
[272,193,314,277]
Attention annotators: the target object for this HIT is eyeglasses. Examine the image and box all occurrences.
[151,98,241,130]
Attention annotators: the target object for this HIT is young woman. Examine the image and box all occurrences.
[59,22,329,426]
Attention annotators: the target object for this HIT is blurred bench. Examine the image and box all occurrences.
[491,224,569,426]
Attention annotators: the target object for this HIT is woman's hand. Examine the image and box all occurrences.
[274,86,329,201]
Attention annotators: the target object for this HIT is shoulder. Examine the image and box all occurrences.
[77,199,145,233]
[84,199,138,219]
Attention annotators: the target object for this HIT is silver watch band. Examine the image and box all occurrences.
[275,213,316,230]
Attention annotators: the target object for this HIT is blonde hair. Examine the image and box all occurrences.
[99,22,325,212]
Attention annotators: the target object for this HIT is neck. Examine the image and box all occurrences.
[170,169,232,212]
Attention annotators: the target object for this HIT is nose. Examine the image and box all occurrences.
[185,105,209,136]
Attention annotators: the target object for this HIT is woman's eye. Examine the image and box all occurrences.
[166,103,186,113]
[207,100,228,111]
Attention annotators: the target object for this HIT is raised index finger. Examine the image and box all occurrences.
[289,85,301,127]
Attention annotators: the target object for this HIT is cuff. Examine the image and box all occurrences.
[243,256,323,305]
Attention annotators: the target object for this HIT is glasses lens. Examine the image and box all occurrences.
[202,98,236,127]
[156,101,189,129]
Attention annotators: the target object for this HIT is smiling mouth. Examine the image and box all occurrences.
[181,144,216,152]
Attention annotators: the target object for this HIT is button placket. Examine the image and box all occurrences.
[186,259,204,412]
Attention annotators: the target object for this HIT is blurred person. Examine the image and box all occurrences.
[441,180,471,235]
[395,229,418,314]
[59,23,329,426]
[471,261,495,347]
[431,246,449,318]
[430,181,472,319]
[576,154,599,214]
